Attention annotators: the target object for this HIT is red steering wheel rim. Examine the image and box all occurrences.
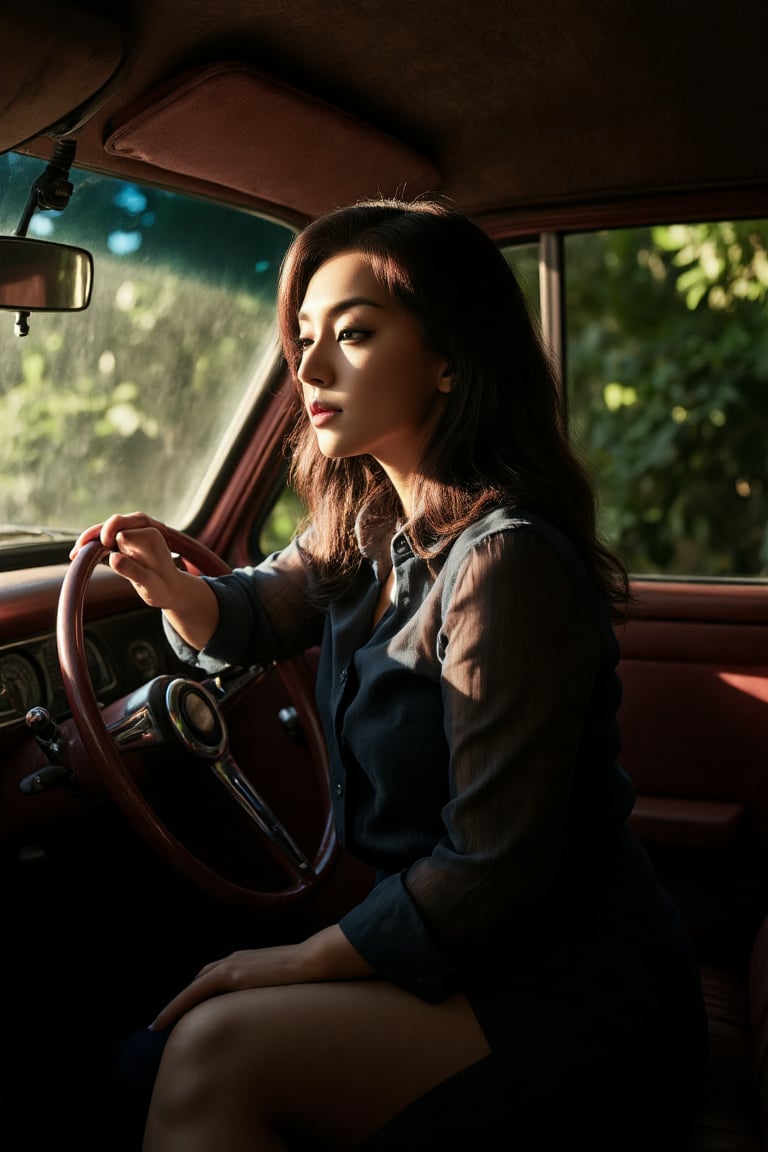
[57,529,337,908]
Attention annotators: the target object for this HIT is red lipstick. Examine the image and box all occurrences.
[309,400,341,427]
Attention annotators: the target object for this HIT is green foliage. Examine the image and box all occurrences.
[0,261,278,529]
[567,220,768,577]
[2,154,765,578]
[259,485,307,556]
[0,157,292,534]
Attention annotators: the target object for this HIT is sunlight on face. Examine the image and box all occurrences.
[297,252,451,499]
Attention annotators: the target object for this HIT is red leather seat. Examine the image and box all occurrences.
[685,918,768,1150]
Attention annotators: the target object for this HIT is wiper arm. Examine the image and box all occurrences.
[0,523,77,543]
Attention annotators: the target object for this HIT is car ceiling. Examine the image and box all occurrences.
[2,0,768,223]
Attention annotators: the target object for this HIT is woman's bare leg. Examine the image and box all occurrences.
[142,979,490,1151]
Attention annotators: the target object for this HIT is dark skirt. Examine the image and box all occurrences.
[361,830,708,1149]
[113,831,708,1150]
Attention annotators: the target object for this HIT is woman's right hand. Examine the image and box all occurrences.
[70,512,184,609]
[69,512,220,648]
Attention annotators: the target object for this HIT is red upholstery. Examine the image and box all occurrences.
[749,920,768,1144]
[684,921,768,1151]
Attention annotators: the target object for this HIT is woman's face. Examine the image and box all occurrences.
[296,251,450,477]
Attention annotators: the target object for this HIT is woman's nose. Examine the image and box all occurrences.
[298,340,332,387]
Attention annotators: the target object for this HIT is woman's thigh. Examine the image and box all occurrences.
[151,979,491,1149]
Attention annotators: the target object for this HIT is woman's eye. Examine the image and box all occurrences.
[296,336,312,351]
[338,327,369,343]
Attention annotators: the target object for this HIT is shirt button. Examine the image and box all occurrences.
[335,782,344,796]
[339,669,347,683]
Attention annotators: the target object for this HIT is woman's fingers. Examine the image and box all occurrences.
[68,522,104,558]
[102,511,166,550]
[69,512,183,610]
[149,976,215,1032]
[112,526,171,569]
[149,946,310,1031]
[69,511,166,559]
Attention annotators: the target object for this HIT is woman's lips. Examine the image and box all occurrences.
[309,400,341,427]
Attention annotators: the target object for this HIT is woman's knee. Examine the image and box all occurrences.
[153,997,250,1116]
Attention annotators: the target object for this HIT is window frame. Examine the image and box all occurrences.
[482,185,768,584]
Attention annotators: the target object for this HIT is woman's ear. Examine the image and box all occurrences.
[437,363,453,394]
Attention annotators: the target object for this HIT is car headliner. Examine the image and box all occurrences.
[2,0,767,223]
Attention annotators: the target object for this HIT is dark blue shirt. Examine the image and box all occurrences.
[167,507,635,1003]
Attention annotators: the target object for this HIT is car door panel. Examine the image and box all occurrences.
[618,581,768,961]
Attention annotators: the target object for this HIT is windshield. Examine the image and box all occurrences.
[0,153,294,544]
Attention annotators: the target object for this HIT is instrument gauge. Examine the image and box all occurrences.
[0,652,44,720]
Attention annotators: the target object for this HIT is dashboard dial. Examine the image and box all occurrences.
[0,652,44,720]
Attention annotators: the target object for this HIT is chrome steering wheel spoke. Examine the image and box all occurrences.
[105,672,312,883]
[210,752,313,883]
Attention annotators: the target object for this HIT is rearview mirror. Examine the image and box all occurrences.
[0,235,93,311]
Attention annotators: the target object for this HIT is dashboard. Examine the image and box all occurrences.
[0,562,191,738]
[0,610,172,730]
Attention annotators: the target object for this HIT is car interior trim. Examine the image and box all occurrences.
[103,61,442,219]
[0,1,123,152]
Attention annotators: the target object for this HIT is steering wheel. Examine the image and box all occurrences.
[56,529,338,908]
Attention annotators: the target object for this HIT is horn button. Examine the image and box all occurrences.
[166,680,226,758]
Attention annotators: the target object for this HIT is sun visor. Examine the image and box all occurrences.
[0,2,123,152]
[104,62,440,217]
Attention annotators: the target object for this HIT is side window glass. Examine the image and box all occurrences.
[258,484,306,557]
[500,241,541,320]
[565,220,768,578]
[0,154,294,536]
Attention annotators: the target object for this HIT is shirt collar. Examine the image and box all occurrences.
[354,501,395,562]
[353,501,419,573]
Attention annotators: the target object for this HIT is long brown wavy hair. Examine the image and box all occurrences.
[277,197,629,619]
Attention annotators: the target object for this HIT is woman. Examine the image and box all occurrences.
[71,197,707,1150]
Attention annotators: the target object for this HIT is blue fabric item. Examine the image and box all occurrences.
[163,504,707,1123]
[113,1026,171,1145]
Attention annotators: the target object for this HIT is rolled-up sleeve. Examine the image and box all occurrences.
[163,530,326,671]
[341,528,603,999]
[340,871,457,1000]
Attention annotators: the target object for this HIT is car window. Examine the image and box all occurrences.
[501,242,540,317]
[263,224,768,581]
[565,220,768,579]
[0,153,294,548]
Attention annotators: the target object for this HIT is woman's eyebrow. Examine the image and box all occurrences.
[298,296,384,322]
